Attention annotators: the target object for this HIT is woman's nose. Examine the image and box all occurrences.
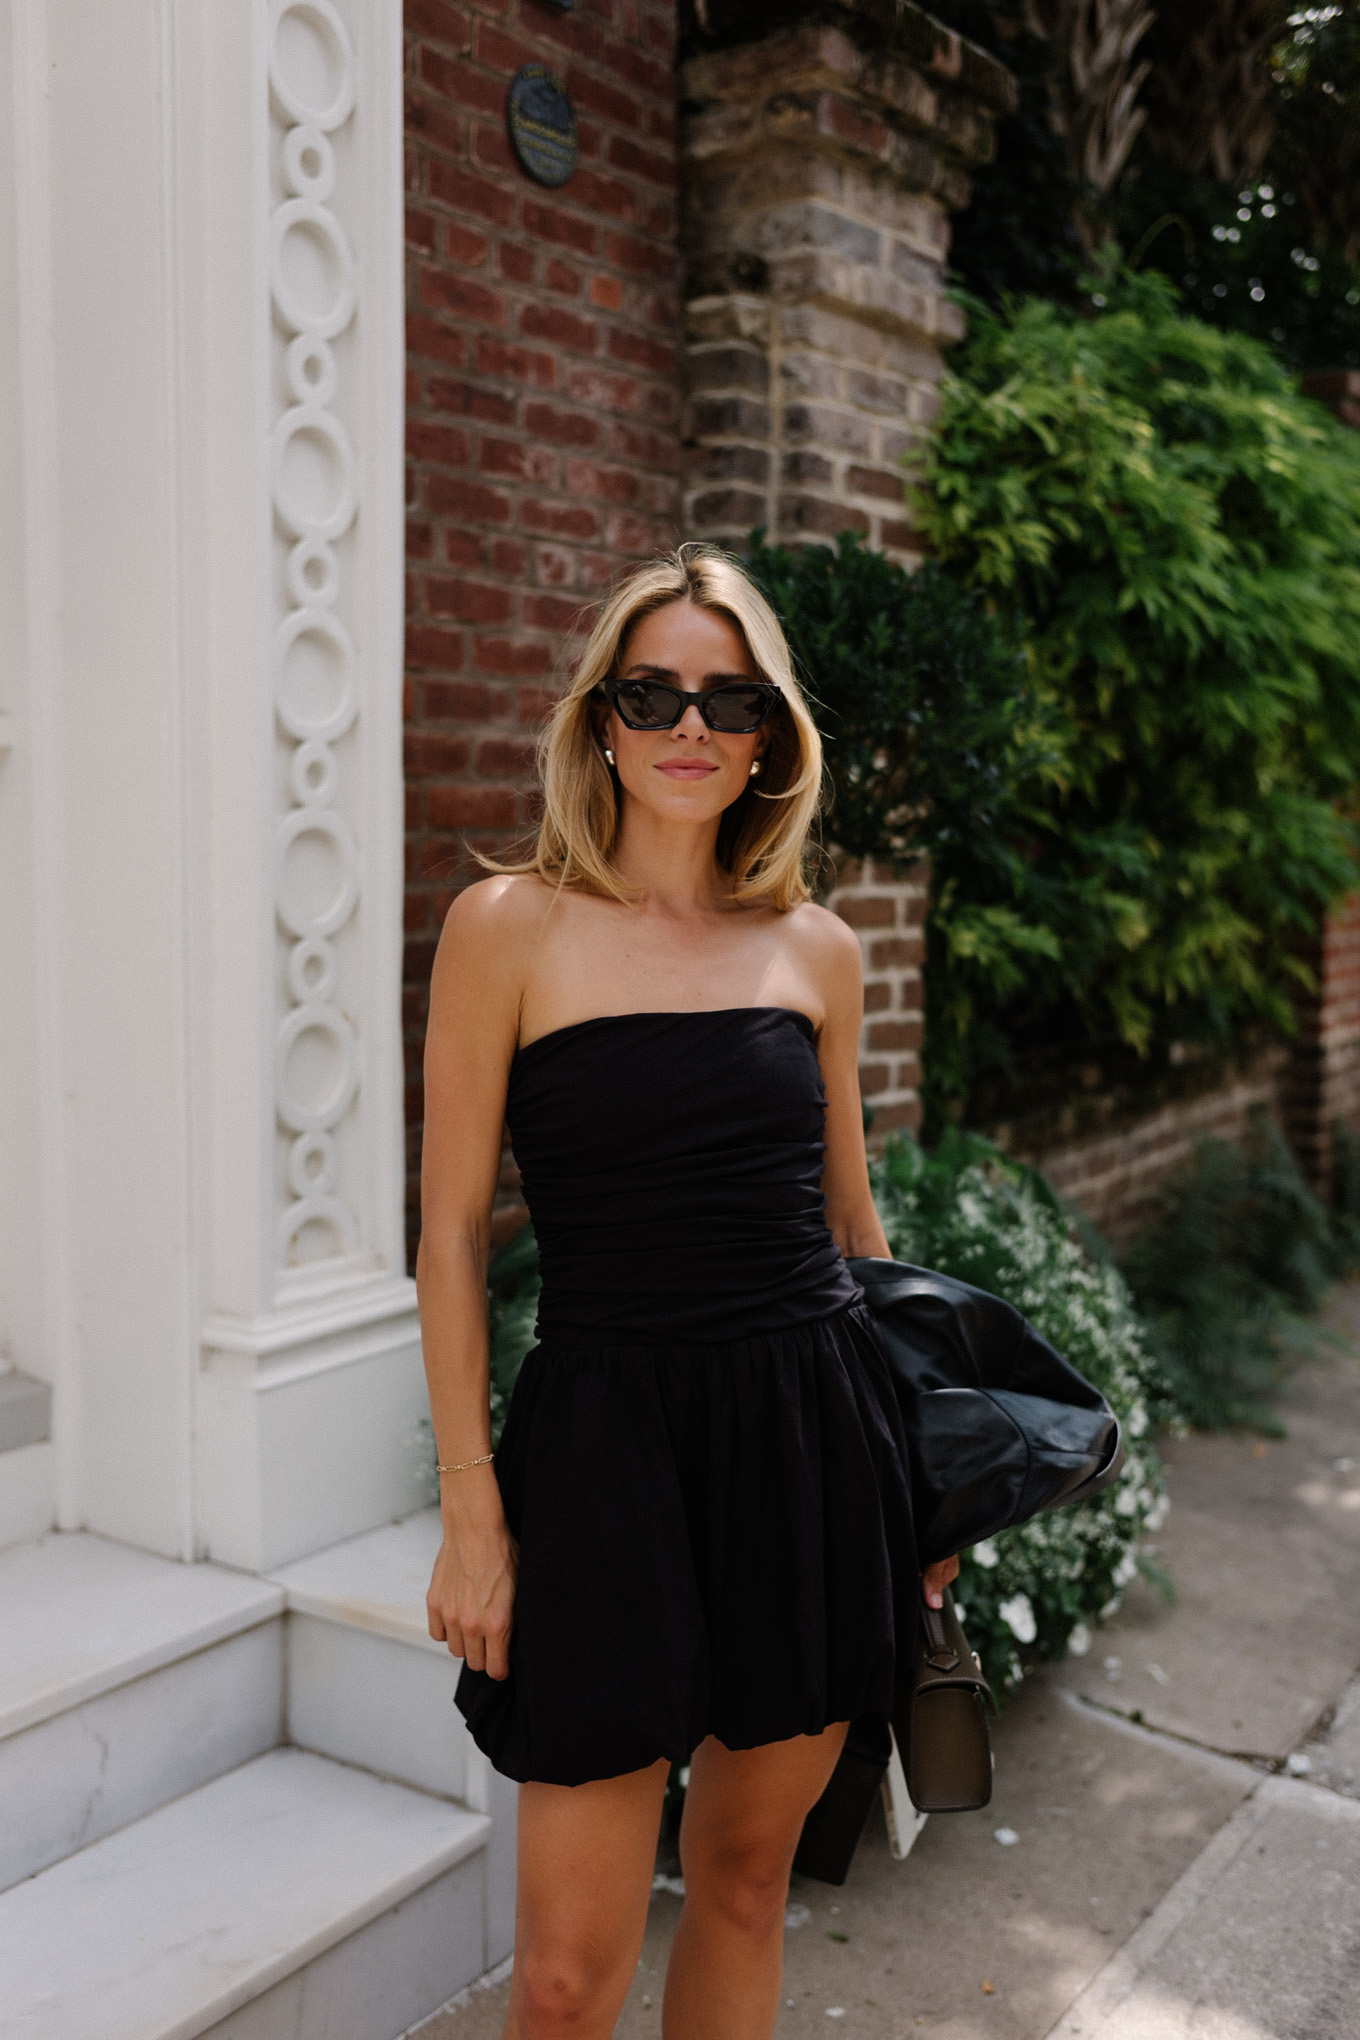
[672,702,708,737]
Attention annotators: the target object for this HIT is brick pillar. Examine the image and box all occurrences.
[677,1,1014,563]
[1290,372,1360,1191]
[822,857,929,1138]
[677,1,1010,1134]
[1286,893,1360,1193]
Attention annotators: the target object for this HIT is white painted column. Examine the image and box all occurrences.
[1,0,423,1569]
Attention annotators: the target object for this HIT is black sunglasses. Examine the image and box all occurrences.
[602,675,781,734]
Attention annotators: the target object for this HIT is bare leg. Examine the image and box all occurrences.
[503,1756,670,2040]
[662,1723,849,2040]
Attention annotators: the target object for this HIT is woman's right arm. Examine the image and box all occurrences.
[417,878,532,1681]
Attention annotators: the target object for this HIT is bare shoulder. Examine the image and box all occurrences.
[783,900,863,975]
[431,874,555,1005]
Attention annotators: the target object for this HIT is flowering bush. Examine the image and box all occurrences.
[871,1130,1175,1697]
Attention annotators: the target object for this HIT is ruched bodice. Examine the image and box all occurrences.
[507,1007,861,1343]
[455,1004,917,1787]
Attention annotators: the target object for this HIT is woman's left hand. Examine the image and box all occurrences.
[923,1554,959,1610]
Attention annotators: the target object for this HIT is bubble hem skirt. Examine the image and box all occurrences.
[455,1301,920,1787]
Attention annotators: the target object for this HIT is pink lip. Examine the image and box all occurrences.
[655,761,718,779]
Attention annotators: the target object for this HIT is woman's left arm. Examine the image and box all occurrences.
[807,906,959,1609]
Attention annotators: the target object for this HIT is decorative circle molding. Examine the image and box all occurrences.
[269,0,356,133]
[268,0,362,1269]
[270,199,356,339]
[276,1001,360,1134]
[275,805,360,940]
[273,606,357,743]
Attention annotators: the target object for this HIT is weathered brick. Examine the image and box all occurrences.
[688,394,770,439]
[423,477,512,523]
[846,463,908,503]
[524,401,602,449]
[428,786,518,828]
[607,135,677,187]
[498,242,535,285]
[404,731,471,776]
[473,636,555,677]
[426,577,514,625]
[868,1018,924,1053]
[836,896,896,930]
[477,737,539,776]
[545,258,584,296]
[519,497,601,540]
[474,335,556,387]
[405,625,464,673]
[523,199,599,256]
[478,437,559,484]
[520,303,599,354]
[607,327,675,375]
[405,0,471,50]
[524,590,589,632]
[426,378,515,426]
[422,679,493,720]
[418,267,506,327]
[407,419,471,467]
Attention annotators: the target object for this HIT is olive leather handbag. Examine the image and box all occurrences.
[793,1258,1123,1882]
[899,1585,995,1814]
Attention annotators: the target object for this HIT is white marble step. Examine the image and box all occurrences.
[271,1507,517,1967]
[0,1531,284,1890]
[2,1746,492,2040]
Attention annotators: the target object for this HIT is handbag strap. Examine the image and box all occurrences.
[917,1589,997,1712]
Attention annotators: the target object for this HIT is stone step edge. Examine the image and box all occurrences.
[2,1748,493,2040]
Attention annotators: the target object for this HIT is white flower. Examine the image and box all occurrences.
[1127,1403,1148,1437]
[972,1539,999,1568]
[1145,1493,1170,1532]
[1067,1622,1092,1657]
[1113,1551,1139,1588]
[994,1826,1020,1846]
[999,1592,1037,1643]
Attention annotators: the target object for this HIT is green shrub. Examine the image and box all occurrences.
[745,532,1034,878]
[1122,1112,1342,1434]
[746,531,1066,1130]
[915,277,1360,1117]
[871,1130,1173,1696]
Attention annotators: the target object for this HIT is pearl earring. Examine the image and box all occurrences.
[749,758,762,777]
[604,748,615,766]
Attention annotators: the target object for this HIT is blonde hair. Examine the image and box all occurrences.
[488,544,823,910]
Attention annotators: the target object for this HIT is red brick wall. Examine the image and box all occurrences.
[403,0,683,1256]
[1286,891,1360,1192]
[996,1046,1291,1248]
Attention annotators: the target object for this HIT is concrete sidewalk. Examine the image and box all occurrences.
[408,1295,1360,2040]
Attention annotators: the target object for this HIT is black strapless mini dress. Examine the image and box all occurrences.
[454,1007,919,1786]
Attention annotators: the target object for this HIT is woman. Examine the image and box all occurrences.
[418,545,958,2040]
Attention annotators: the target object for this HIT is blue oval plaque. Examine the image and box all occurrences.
[507,65,579,189]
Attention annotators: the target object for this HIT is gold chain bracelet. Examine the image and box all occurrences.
[436,1452,495,1474]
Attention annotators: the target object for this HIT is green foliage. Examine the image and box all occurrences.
[1115,166,1360,375]
[872,1130,1173,1697]
[924,1,1092,312]
[932,1,1360,371]
[916,279,1360,1117]
[744,532,1030,872]
[1123,1112,1343,1433]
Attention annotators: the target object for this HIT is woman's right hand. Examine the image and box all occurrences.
[426,1477,519,1680]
